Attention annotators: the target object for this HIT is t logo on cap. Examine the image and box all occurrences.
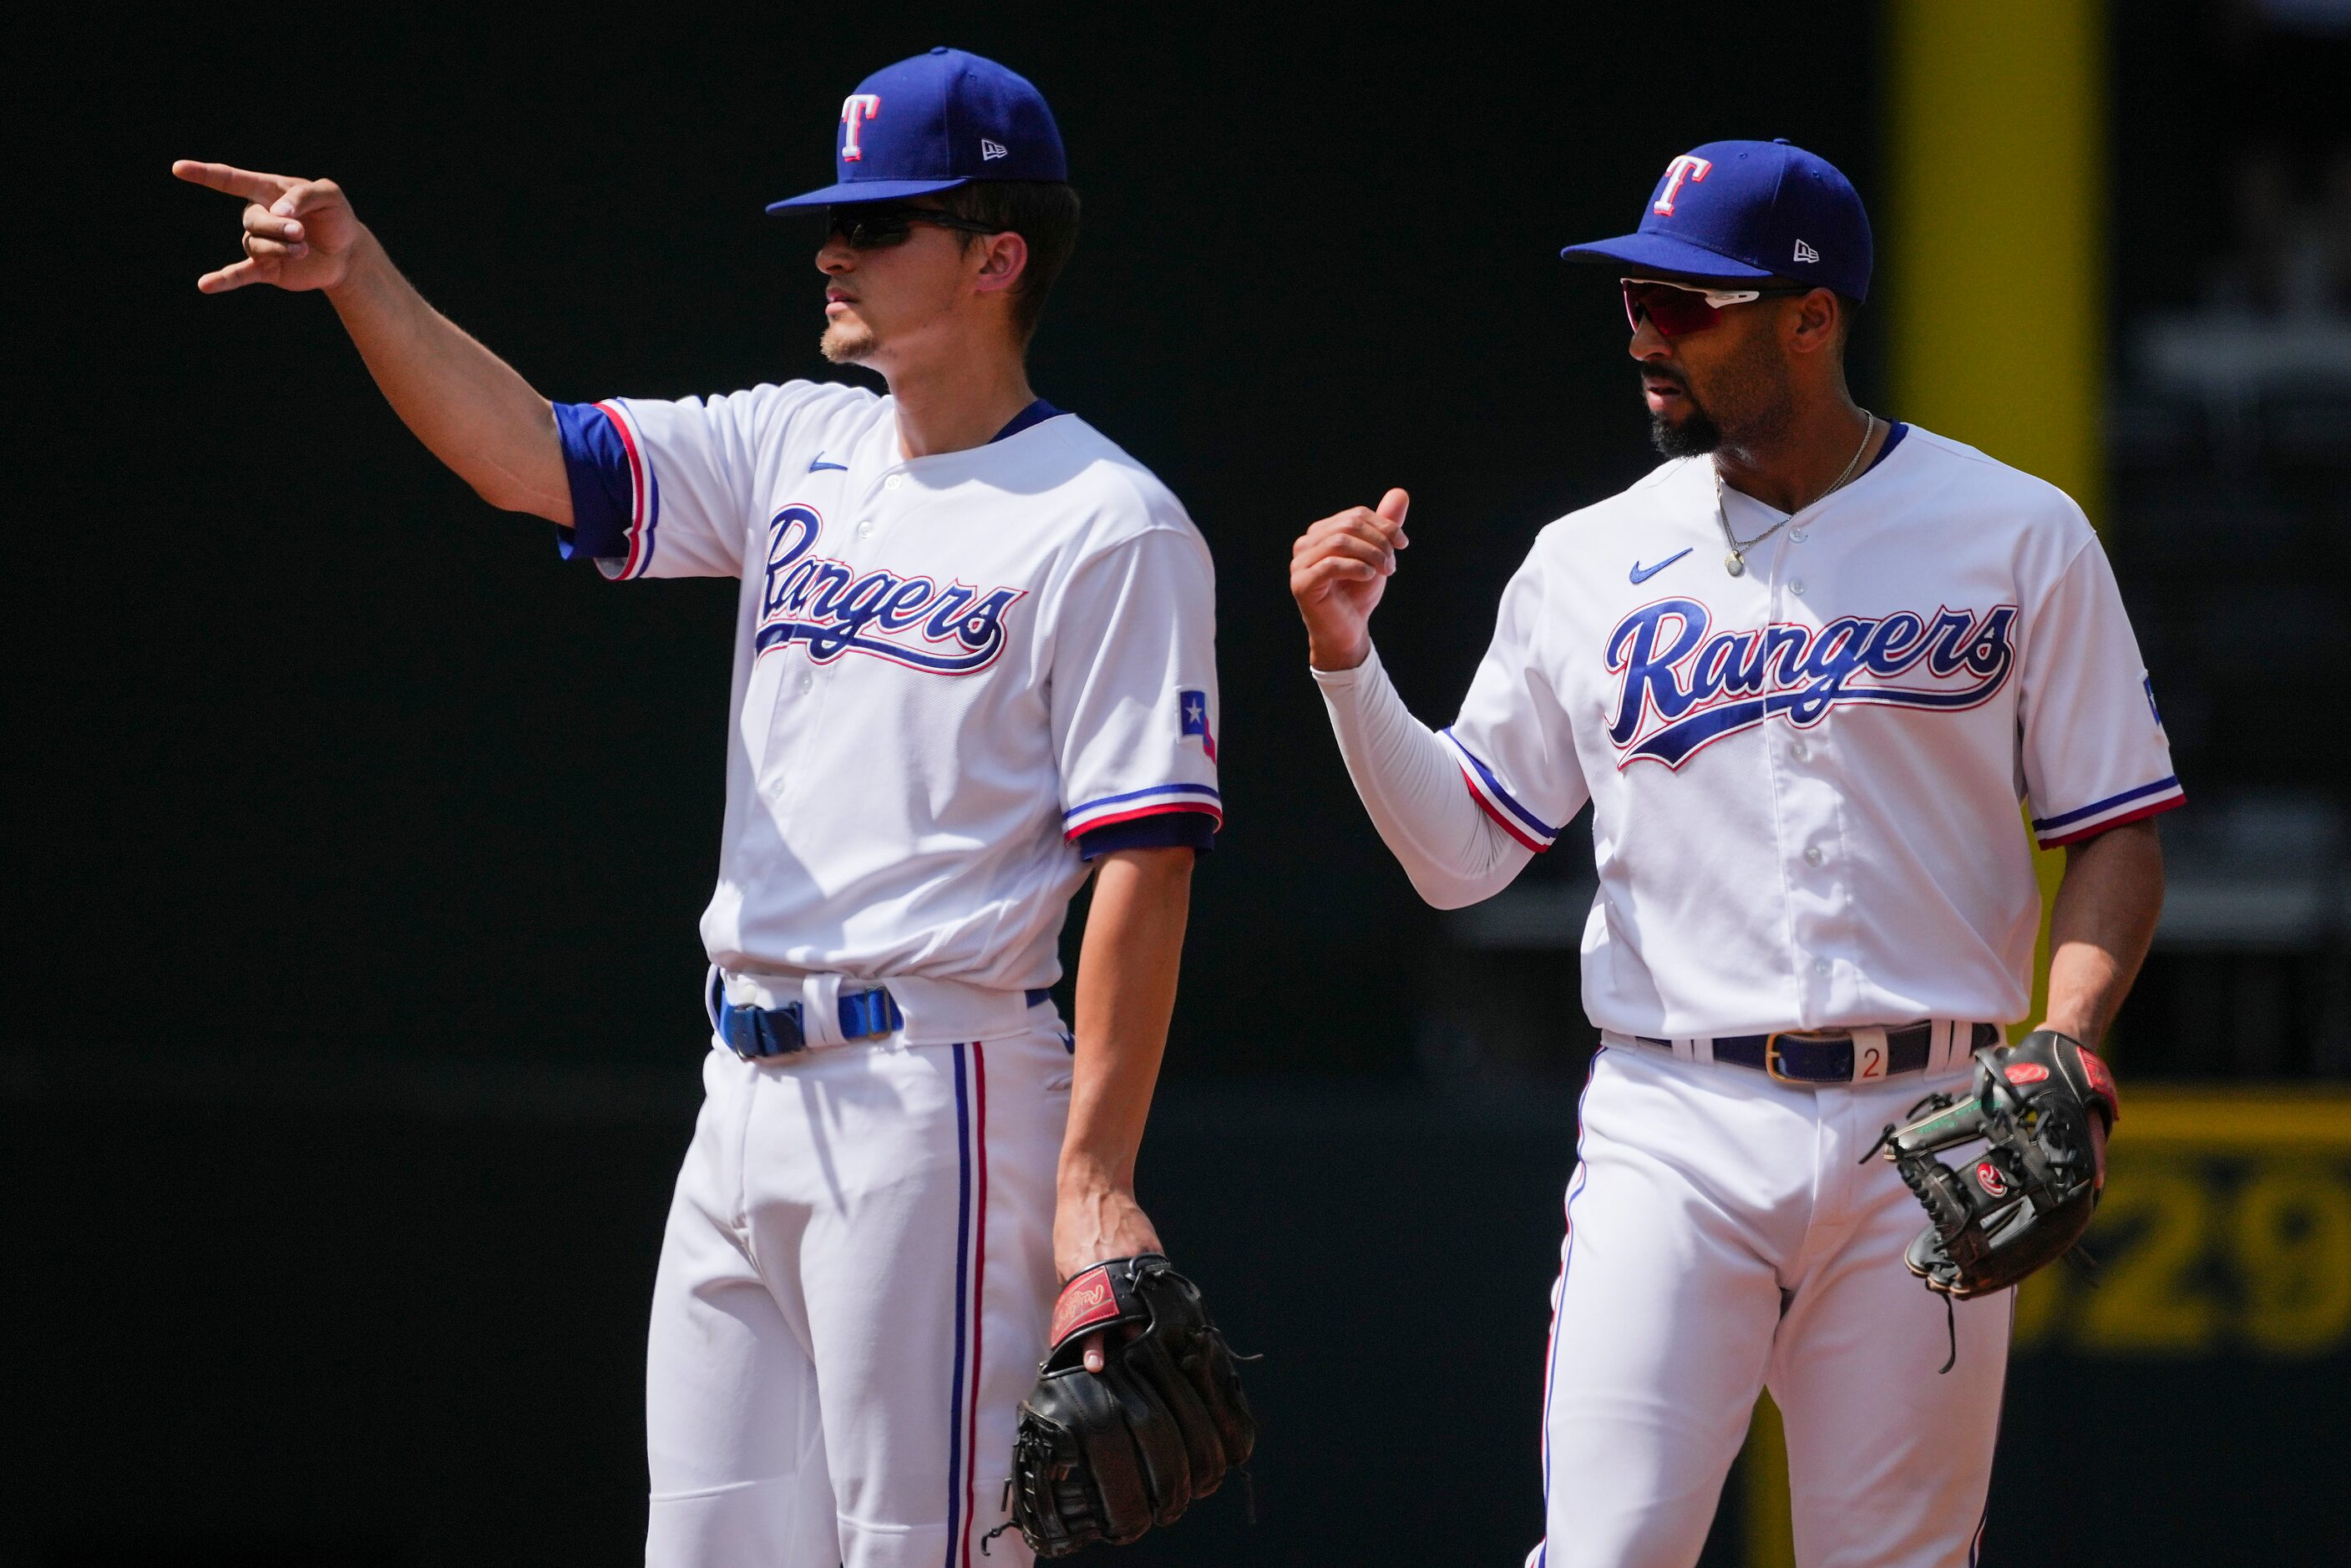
[767,48,1068,214]
[1653,154,1714,217]
[840,94,883,162]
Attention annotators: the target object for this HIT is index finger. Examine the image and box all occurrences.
[1317,506,1404,544]
[172,159,292,204]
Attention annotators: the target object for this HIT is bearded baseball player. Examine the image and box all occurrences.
[178,47,1251,1567]
[1290,139,2173,1566]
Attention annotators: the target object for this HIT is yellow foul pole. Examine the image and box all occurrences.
[1887,0,2108,1044]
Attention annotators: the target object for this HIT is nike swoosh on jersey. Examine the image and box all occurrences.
[808,453,850,473]
[1629,548,1693,584]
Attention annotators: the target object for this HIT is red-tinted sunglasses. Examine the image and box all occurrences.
[1622,277,1810,338]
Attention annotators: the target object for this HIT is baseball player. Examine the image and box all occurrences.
[1290,140,2174,1566]
[177,48,1223,1567]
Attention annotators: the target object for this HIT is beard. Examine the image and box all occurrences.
[1642,341,1792,459]
[820,317,879,364]
[1649,389,1722,458]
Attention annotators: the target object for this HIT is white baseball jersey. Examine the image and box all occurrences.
[1444,422,2181,1038]
[1314,422,2177,1568]
[555,382,1219,1566]
[553,383,1222,1009]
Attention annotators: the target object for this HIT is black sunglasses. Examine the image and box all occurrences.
[828,205,1006,250]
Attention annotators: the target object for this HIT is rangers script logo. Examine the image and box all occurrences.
[756,506,1026,675]
[1605,597,2018,767]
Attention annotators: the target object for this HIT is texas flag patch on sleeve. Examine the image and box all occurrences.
[1179,688,1217,762]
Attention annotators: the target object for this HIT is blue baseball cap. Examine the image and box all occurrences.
[1559,139,1872,301]
[766,48,1067,211]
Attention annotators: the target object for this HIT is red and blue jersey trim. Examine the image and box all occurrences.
[1062,781,1223,841]
[1075,811,1217,860]
[2030,775,2183,848]
[1442,730,1558,852]
[552,398,660,579]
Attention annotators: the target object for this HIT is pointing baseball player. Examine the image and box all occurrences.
[1291,140,2172,1566]
[178,47,1250,1567]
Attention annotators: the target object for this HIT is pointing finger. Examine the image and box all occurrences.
[197,257,271,293]
[172,159,291,205]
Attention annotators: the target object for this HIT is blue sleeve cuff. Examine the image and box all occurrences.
[552,402,635,563]
[1076,810,1218,862]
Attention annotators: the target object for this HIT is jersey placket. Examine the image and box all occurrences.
[1753,505,1852,1027]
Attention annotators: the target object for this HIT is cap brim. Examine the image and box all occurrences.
[766,176,970,213]
[1558,230,1776,283]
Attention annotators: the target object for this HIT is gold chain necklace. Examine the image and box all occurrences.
[1716,411,1875,578]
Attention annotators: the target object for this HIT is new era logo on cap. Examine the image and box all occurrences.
[766,47,1067,213]
[1794,238,1820,263]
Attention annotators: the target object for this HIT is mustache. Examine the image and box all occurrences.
[1639,363,1690,391]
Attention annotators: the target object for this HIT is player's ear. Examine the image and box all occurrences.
[1786,288,1839,356]
[971,230,1030,296]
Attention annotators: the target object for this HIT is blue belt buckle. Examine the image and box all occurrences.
[836,986,904,1041]
[728,1001,807,1060]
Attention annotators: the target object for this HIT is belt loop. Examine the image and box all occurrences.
[799,973,848,1049]
[1681,1036,1710,1066]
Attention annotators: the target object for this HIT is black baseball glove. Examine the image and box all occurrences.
[1872,1029,2120,1318]
[997,1254,1255,1557]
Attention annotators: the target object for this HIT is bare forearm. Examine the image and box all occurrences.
[1064,848,1191,1191]
[2040,820,2166,1044]
[327,231,570,520]
[1048,847,1192,1282]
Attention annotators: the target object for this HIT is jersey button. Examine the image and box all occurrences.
[1813,958,1832,976]
[884,474,905,491]
[1791,528,1807,543]
[1790,740,1810,761]
[799,675,814,695]
[1804,846,1824,866]
[857,520,874,538]
[1790,578,1807,596]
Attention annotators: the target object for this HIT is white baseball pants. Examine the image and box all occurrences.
[1533,1045,2012,1568]
[644,1028,1072,1567]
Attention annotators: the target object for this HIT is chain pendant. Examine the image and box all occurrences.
[1724,551,1746,577]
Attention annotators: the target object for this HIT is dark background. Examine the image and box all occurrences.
[19,2,1892,1075]
[11,3,2348,1564]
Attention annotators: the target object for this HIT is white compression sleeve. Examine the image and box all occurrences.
[1312,646,1533,908]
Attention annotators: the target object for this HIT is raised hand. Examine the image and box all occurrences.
[171,161,366,294]
[1290,487,1411,672]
